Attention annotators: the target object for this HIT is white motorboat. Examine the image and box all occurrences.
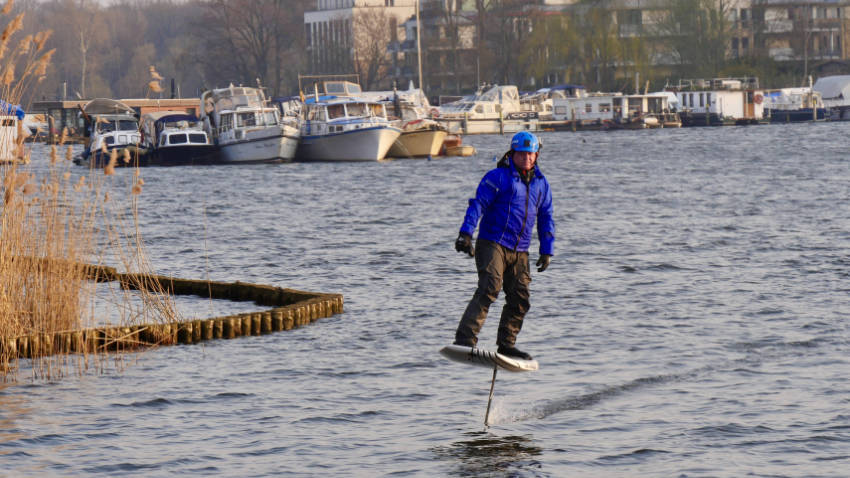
[74,98,145,167]
[355,83,447,158]
[200,85,299,163]
[434,85,524,134]
[296,81,401,161]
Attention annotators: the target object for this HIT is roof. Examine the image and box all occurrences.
[813,75,850,99]
[142,111,198,123]
[83,98,135,116]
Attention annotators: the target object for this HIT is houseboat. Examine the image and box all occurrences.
[200,85,299,163]
[551,92,680,130]
[139,111,218,165]
[297,81,401,161]
[667,78,766,126]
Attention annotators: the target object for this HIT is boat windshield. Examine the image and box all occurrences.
[327,104,346,119]
[345,103,367,117]
[369,103,385,118]
[261,110,278,126]
[96,119,137,133]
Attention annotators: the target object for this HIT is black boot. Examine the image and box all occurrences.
[497,345,532,360]
[453,336,476,348]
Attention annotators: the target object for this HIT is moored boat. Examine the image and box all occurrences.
[139,111,218,166]
[764,87,830,123]
[666,78,766,126]
[200,85,299,163]
[75,98,145,167]
[296,81,401,161]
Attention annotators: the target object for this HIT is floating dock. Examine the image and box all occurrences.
[0,263,344,361]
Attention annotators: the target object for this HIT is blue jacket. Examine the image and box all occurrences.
[460,157,555,255]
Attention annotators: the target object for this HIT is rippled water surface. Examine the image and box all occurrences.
[2,124,849,477]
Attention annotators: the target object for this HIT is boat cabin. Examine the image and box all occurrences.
[141,112,210,149]
[667,78,765,125]
[438,85,521,118]
[302,98,390,136]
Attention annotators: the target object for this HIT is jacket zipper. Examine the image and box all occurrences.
[515,178,530,250]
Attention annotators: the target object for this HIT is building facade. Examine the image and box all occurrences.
[304,0,416,89]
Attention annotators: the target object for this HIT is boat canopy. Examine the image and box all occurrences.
[0,100,25,120]
[83,98,135,116]
[147,112,199,125]
[813,75,850,100]
[206,86,266,113]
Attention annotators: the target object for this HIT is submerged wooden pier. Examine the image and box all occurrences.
[0,263,344,361]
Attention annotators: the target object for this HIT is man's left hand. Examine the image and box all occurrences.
[536,255,551,272]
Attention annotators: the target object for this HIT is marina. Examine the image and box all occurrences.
[21,74,850,166]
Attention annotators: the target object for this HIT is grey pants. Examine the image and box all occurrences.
[455,239,531,348]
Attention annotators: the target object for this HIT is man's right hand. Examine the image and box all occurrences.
[454,233,474,257]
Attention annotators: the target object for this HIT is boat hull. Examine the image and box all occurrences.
[219,130,299,163]
[768,108,830,123]
[297,126,401,161]
[74,145,148,168]
[387,129,447,158]
[144,145,220,166]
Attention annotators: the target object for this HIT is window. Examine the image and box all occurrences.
[105,137,115,145]
[585,103,593,113]
[118,120,137,131]
[189,134,207,144]
[555,106,567,115]
[237,112,256,127]
[699,93,704,107]
[369,104,385,118]
[169,134,188,145]
[327,104,345,119]
[345,103,367,117]
[689,93,694,106]
[220,113,233,130]
[599,103,611,112]
[706,93,712,105]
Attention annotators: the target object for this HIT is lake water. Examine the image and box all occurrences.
[1,124,849,477]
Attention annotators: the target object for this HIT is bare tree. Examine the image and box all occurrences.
[352,7,393,91]
[652,0,734,78]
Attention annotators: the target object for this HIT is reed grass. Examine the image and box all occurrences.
[0,2,179,380]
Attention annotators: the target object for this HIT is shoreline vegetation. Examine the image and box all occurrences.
[0,1,179,381]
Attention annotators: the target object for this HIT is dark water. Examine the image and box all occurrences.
[2,124,849,476]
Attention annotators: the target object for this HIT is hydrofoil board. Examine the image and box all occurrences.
[440,344,538,372]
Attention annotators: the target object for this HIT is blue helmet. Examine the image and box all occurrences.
[510,131,540,153]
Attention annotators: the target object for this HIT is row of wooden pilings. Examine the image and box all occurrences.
[0,262,344,362]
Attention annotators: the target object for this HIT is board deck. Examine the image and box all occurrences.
[439,344,539,372]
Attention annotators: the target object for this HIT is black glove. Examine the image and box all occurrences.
[455,233,474,257]
[536,254,551,272]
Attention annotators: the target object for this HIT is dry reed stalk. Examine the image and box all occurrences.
[0,11,179,381]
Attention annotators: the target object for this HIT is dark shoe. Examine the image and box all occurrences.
[453,337,476,348]
[498,345,533,361]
